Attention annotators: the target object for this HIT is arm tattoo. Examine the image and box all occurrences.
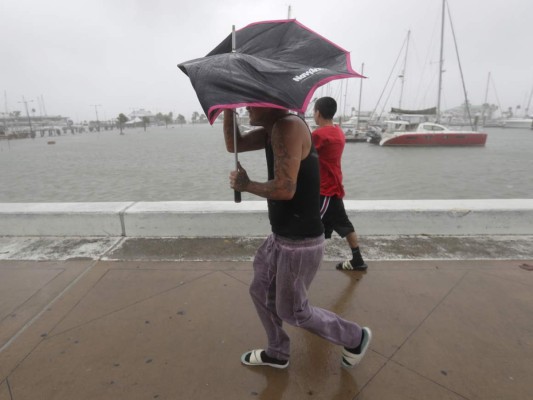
[272,134,297,194]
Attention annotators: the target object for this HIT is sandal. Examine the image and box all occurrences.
[342,327,372,368]
[241,349,289,369]
[336,260,368,271]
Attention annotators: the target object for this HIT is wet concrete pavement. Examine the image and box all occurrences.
[1,236,533,399]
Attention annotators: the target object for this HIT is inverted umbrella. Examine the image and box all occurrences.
[178,19,364,124]
[178,19,363,203]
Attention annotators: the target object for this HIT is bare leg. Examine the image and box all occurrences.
[346,232,358,248]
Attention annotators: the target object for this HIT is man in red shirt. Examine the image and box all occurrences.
[312,97,368,271]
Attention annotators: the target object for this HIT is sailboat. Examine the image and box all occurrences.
[379,0,488,147]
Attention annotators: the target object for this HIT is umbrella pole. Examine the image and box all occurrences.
[232,25,241,203]
[233,109,241,203]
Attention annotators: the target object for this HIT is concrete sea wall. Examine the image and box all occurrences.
[1,199,532,237]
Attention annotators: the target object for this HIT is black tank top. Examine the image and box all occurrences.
[265,117,324,238]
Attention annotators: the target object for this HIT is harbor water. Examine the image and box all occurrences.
[1,124,532,202]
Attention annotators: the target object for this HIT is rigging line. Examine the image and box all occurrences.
[335,81,343,115]
[378,77,400,120]
[408,36,425,109]
[483,72,491,104]
[413,9,441,110]
[526,85,533,115]
[370,34,408,120]
[446,1,474,129]
[419,67,439,111]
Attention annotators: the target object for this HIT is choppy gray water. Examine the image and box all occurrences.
[1,124,532,202]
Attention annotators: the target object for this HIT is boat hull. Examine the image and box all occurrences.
[380,132,487,146]
[502,119,533,129]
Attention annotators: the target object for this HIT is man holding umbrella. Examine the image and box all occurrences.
[223,107,372,369]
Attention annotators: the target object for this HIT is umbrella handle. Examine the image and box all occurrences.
[232,105,242,203]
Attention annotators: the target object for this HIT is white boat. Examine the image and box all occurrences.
[501,117,533,129]
[341,114,374,142]
[501,84,533,128]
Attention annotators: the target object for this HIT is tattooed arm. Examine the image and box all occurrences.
[231,116,308,200]
[223,109,266,153]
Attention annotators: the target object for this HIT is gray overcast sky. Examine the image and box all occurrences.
[1,0,532,122]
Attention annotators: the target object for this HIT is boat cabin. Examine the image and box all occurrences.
[384,120,449,133]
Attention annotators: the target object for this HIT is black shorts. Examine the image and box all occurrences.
[320,196,355,239]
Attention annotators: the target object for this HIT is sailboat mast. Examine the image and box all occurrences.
[342,79,348,122]
[338,79,344,125]
[356,63,364,132]
[481,72,491,123]
[436,0,446,123]
[399,30,410,109]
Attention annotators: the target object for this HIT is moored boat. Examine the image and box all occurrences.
[379,120,487,146]
[501,117,533,129]
[377,1,488,147]
[345,132,368,143]
[343,115,372,142]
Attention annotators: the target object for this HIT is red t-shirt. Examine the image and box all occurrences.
[311,125,345,198]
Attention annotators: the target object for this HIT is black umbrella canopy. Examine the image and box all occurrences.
[178,19,363,124]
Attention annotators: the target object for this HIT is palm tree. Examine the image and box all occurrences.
[163,114,173,128]
[142,116,150,131]
[117,113,128,134]
[192,111,199,124]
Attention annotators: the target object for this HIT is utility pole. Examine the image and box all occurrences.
[90,104,101,131]
[19,96,35,138]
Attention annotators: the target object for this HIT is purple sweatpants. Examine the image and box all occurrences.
[250,233,362,361]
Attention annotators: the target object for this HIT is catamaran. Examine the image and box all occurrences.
[379,0,488,147]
